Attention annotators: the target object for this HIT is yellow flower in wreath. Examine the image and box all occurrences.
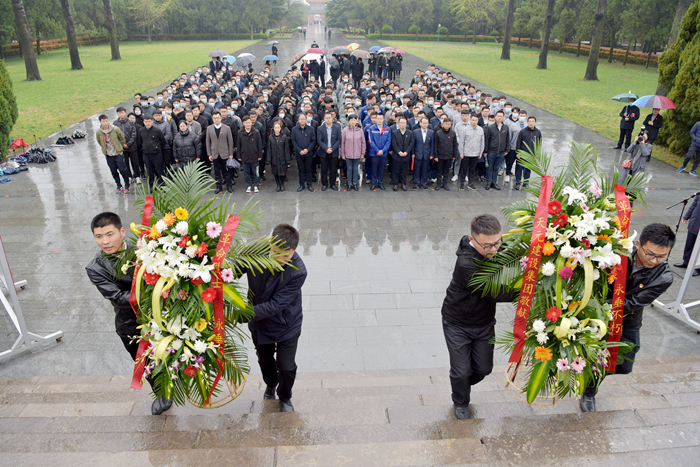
[175,207,189,220]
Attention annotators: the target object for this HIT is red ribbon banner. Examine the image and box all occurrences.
[203,215,241,405]
[130,196,154,390]
[509,175,553,363]
[607,185,631,371]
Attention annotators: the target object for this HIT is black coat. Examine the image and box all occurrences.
[683,196,700,235]
[237,128,262,164]
[244,250,307,345]
[137,126,166,155]
[483,123,510,154]
[441,238,514,327]
[433,126,459,160]
[390,128,414,160]
[619,104,640,130]
[642,113,663,143]
[85,249,133,315]
[352,60,364,79]
[515,126,542,153]
[172,129,201,163]
[267,132,292,176]
[291,123,317,156]
[621,249,673,328]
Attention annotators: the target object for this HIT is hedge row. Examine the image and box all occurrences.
[128,33,270,41]
[4,35,107,56]
[367,33,499,43]
[515,38,658,66]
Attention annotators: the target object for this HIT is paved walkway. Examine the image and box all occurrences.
[0,25,699,379]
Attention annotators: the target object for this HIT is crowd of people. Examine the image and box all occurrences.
[96,47,549,195]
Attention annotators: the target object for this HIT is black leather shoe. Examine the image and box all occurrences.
[151,396,173,415]
[307,184,315,192]
[492,183,501,190]
[435,185,441,191]
[297,185,305,192]
[613,146,622,150]
[264,385,277,400]
[454,405,470,420]
[379,184,386,191]
[215,188,223,194]
[693,268,700,277]
[371,184,377,191]
[401,183,407,191]
[322,185,328,191]
[331,185,338,191]
[674,262,688,268]
[280,183,285,192]
[484,183,491,191]
[580,395,596,412]
[443,184,450,191]
[227,186,234,193]
[280,399,295,412]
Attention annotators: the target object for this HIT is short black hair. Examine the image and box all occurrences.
[496,110,504,116]
[99,114,108,121]
[116,107,126,113]
[272,224,299,250]
[142,114,152,120]
[639,223,675,249]
[91,212,122,232]
[471,214,501,236]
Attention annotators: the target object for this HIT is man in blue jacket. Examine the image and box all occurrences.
[677,120,700,177]
[317,112,342,191]
[412,117,434,191]
[291,114,317,192]
[242,224,307,413]
[367,112,392,190]
[614,99,640,150]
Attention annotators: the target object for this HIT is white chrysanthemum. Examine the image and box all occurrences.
[175,221,189,236]
[147,240,158,251]
[560,243,574,258]
[155,219,167,233]
[171,339,183,350]
[532,319,546,333]
[536,332,549,344]
[593,269,600,280]
[185,245,198,258]
[541,262,556,276]
[193,339,208,354]
[178,264,191,278]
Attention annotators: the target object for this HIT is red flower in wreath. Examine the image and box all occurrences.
[178,236,190,249]
[201,287,217,303]
[195,242,208,258]
[547,200,562,215]
[546,306,562,321]
[184,365,197,377]
[191,277,204,286]
[552,214,569,229]
[580,238,590,249]
[144,272,160,285]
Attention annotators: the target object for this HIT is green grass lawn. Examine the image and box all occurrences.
[5,40,258,142]
[385,41,684,166]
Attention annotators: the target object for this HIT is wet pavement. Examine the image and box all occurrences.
[1,24,700,382]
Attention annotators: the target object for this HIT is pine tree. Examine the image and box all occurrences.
[656,1,700,154]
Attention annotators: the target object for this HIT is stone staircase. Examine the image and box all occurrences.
[1,356,699,466]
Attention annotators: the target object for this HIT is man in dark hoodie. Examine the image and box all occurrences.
[441,214,515,420]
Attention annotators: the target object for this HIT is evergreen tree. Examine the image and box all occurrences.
[0,60,19,160]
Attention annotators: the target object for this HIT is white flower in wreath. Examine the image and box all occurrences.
[165,248,185,269]
[593,268,601,280]
[541,262,556,276]
[181,327,200,341]
[171,339,183,351]
[174,221,189,236]
[158,234,178,251]
[177,264,192,278]
[147,240,158,251]
[536,332,549,344]
[207,341,218,351]
[591,243,622,269]
[571,247,592,266]
[569,316,579,327]
[190,256,215,283]
[193,339,208,354]
[563,186,588,205]
[185,245,198,258]
[619,230,637,253]
[155,219,167,233]
[532,319,546,333]
[180,346,192,362]
[573,212,598,240]
[560,242,575,258]
[167,315,184,336]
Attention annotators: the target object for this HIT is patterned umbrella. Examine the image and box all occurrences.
[347,43,360,51]
[634,94,676,109]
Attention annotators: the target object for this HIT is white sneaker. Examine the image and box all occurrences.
[504,175,510,184]
[254,186,259,193]
[246,186,251,193]
[498,168,504,176]
[451,175,458,182]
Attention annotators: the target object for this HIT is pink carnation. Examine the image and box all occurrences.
[161,289,170,299]
[178,289,189,300]
[206,222,222,238]
[520,256,529,269]
[221,268,234,283]
[559,267,573,279]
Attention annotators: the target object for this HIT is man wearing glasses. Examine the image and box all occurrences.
[580,223,675,412]
[441,214,515,420]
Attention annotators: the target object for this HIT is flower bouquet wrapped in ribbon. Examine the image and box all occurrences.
[471,143,649,404]
[123,162,283,408]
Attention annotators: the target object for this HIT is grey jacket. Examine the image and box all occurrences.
[455,122,484,158]
[621,141,652,181]
[152,118,173,150]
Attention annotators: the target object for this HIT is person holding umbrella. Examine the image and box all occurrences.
[642,108,663,144]
[352,57,364,89]
[615,97,640,150]
[272,44,278,56]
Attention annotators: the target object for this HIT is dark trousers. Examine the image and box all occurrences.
[253,331,300,401]
[486,152,504,185]
[143,152,164,187]
[124,149,140,178]
[682,231,698,265]
[391,157,410,185]
[504,150,517,176]
[320,156,339,187]
[436,158,451,186]
[442,319,495,407]
[584,322,640,397]
[618,128,633,148]
[353,77,361,89]
[477,158,486,178]
[296,154,314,186]
[115,308,139,361]
[213,157,233,189]
[413,157,430,187]
[370,156,387,185]
[682,145,700,171]
[459,157,478,183]
[515,161,531,185]
[105,155,130,190]
[162,148,173,168]
[242,162,258,188]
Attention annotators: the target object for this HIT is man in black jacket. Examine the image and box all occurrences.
[483,110,510,191]
[390,116,414,191]
[236,116,263,194]
[581,223,675,413]
[513,116,542,190]
[242,224,307,412]
[291,114,317,192]
[674,196,700,275]
[433,117,459,191]
[85,212,172,415]
[136,115,167,189]
[441,214,514,419]
[114,107,140,184]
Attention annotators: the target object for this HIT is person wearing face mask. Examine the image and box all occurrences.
[441,214,515,420]
[113,107,140,185]
[514,115,541,190]
[503,107,524,186]
[208,56,222,74]
[132,104,144,126]
[152,110,173,168]
[172,119,201,170]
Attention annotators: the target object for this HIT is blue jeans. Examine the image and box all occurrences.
[370,156,387,185]
[515,162,531,185]
[242,162,258,188]
[346,158,361,186]
[413,157,430,187]
[486,152,504,185]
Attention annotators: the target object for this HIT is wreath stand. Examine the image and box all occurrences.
[651,231,700,333]
[0,235,63,362]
